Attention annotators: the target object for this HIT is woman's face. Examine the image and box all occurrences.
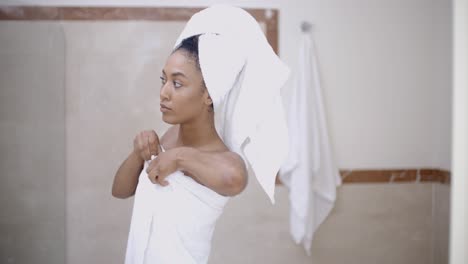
[159,50,211,124]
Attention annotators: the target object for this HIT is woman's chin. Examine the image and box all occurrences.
[162,115,178,125]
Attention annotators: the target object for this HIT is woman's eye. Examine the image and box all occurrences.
[174,81,182,88]
[160,76,167,85]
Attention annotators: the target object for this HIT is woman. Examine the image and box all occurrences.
[112,5,290,264]
[112,35,248,264]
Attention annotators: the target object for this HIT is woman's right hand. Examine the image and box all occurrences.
[133,130,162,162]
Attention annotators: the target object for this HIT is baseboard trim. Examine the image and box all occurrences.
[276,169,451,185]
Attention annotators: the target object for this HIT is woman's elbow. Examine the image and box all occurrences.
[223,168,247,196]
[111,188,134,199]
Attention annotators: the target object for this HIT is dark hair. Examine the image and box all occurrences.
[172,35,212,110]
[173,35,202,72]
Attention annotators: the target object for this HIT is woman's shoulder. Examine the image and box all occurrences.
[208,140,230,153]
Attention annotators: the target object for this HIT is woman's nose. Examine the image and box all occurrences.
[160,83,170,101]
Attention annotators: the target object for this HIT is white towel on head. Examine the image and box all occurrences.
[173,5,291,203]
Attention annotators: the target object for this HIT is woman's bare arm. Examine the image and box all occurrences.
[177,147,248,196]
[111,151,144,198]
[149,147,248,196]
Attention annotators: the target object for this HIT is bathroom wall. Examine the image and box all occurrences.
[2,0,452,171]
[62,20,179,263]
[0,22,66,263]
[0,0,453,264]
[211,180,434,264]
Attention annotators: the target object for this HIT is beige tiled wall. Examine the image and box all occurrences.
[433,184,451,264]
[62,21,180,263]
[0,22,66,264]
[210,180,435,264]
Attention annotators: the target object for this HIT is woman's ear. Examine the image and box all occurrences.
[203,89,213,106]
[206,96,213,106]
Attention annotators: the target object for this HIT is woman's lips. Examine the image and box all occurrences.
[160,104,171,113]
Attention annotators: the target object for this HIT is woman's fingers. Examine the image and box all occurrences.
[139,132,151,161]
[147,131,160,156]
[132,130,162,162]
[146,134,153,160]
[156,172,169,186]
[136,130,159,161]
[146,158,158,183]
[147,167,169,186]
[155,167,169,186]
[148,168,159,184]
[146,160,170,186]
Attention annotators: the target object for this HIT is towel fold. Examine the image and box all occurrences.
[125,150,229,264]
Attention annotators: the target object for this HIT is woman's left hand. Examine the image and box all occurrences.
[146,148,180,186]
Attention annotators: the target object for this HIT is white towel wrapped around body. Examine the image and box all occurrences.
[125,150,229,264]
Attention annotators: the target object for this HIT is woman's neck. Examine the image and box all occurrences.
[177,115,219,148]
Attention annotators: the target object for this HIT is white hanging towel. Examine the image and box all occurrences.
[279,32,342,255]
